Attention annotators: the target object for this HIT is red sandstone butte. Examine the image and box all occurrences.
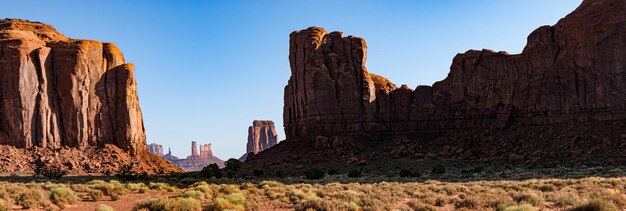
[0,19,180,173]
[240,120,279,161]
[247,0,626,167]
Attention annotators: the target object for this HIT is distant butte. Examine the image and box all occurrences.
[240,120,279,161]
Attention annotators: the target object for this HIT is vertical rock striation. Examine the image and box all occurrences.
[284,0,626,142]
[240,120,278,161]
[0,19,180,173]
[235,0,626,168]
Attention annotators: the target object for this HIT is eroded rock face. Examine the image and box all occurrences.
[0,19,181,173]
[284,0,626,142]
[240,120,278,161]
[238,0,626,169]
[247,121,278,154]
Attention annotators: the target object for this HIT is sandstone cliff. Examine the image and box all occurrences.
[0,19,180,173]
[240,120,278,161]
[247,0,626,168]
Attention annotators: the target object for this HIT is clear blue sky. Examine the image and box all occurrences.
[3,0,582,159]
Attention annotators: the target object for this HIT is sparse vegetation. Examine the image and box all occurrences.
[134,197,201,211]
[304,168,325,180]
[33,160,68,179]
[569,199,619,211]
[50,187,79,208]
[95,204,115,211]
[347,169,362,178]
[200,163,223,178]
[431,164,446,175]
[0,168,624,210]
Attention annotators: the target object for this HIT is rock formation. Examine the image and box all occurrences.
[240,120,279,161]
[247,0,626,168]
[172,141,224,171]
[0,19,180,173]
[147,143,164,156]
[161,148,180,163]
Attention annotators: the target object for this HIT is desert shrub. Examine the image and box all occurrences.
[115,163,148,180]
[34,161,68,179]
[431,164,445,175]
[0,199,9,211]
[348,169,362,178]
[294,198,332,211]
[304,168,325,180]
[200,164,222,178]
[407,199,437,211]
[503,204,536,211]
[50,187,79,208]
[89,180,129,201]
[173,197,201,211]
[434,197,446,206]
[327,169,340,175]
[538,184,557,192]
[134,197,200,211]
[138,187,150,193]
[568,199,619,211]
[253,169,264,177]
[455,198,479,209]
[16,189,49,209]
[181,190,206,200]
[224,159,243,178]
[88,189,104,201]
[400,169,421,178]
[206,193,247,211]
[95,204,115,211]
[513,193,542,205]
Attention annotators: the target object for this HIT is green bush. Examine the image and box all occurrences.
[224,159,243,178]
[568,199,619,211]
[431,164,445,175]
[33,161,68,179]
[200,164,223,178]
[95,204,115,211]
[347,169,362,178]
[50,187,79,208]
[304,168,325,180]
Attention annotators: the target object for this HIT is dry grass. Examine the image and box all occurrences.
[0,174,624,210]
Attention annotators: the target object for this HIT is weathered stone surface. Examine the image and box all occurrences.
[240,120,278,161]
[147,143,164,156]
[0,19,181,173]
[284,0,626,141]
[246,0,626,168]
